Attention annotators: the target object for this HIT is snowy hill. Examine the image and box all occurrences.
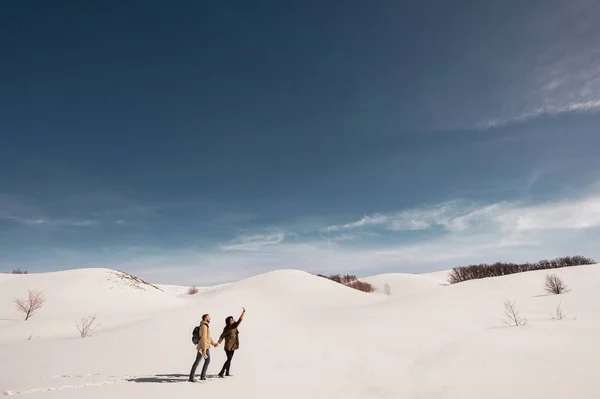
[1,265,600,398]
[361,272,444,297]
[0,268,182,341]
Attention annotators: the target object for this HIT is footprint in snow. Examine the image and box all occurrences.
[4,379,125,395]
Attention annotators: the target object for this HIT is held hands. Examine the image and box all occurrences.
[213,342,220,347]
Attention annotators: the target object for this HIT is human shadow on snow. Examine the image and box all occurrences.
[127,374,219,383]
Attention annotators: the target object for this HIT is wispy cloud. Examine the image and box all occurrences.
[18,218,99,227]
[6,217,598,287]
[95,191,600,285]
[4,191,600,286]
[324,195,600,235]
[479,40,600,130]
[324,201,467,232]
[0,195,100,228]
[324,214,390,231]
[0,192,166,229]
[220,232,287,251]
[480,100,600,130]
[83,224,596,285]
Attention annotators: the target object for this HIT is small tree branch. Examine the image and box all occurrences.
[15,290,44,321]
[502,300,527,326]
[76,315,98,338]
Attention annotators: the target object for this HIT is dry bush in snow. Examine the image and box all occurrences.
[12,269,28,274]
[15,290,44,321]
[347,280,375,293]
[502,300,527,327]
[77,315,99,338]
[110,270,162,291]
[553,303,565,320]
[319,274,358,285]
[384,283,391,296]
[545,274,568,295]
[316,273,375,293]
[188,286,199,295]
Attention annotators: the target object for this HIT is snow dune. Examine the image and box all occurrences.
[1,265,600,398]
[0,268,181,340]
[362,272,444,297]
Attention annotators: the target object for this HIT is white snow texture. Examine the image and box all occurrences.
[1,265,600,398]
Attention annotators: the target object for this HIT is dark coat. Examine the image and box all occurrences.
[219,319,242,351]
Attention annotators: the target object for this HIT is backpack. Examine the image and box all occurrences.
[192,325,200,345]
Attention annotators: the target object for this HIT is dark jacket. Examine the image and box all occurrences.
[219,319,242,351]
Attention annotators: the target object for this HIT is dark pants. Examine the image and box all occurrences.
[219,350,235,376]
[189,349,210,380]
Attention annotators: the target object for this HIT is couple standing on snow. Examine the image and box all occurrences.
[189,307,246,382]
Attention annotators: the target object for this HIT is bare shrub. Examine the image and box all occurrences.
[12,269,28,274]
[15,290,44,321]
[110,270,162,291]
[383,283,391,296]
[320,274,358,284]
[76,315,98,338]
[448,255,595,284]
[188,286,199,295]
[447,268,463,284]
[317,273,374,293]
[341,274,357,285]
[347,280,375,293]
[545,274,568,295]
[552,303,565,320]
[502,300,527,327]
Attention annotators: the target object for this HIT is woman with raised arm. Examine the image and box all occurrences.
[217,307,245,378]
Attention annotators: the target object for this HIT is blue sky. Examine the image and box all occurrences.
[2,1,600,285]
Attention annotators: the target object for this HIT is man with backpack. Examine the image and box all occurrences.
[189,313,219,382]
